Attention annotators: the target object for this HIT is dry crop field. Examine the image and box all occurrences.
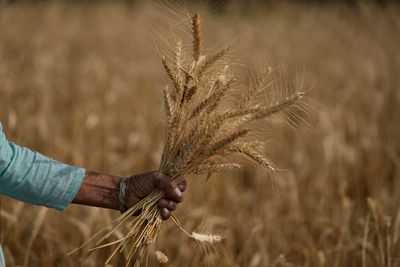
[0,1,400,266]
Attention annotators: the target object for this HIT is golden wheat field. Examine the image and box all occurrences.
[0,1,400,266]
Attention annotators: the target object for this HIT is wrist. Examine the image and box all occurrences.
[72,170,121,210]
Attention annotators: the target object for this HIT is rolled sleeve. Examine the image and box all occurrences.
[0,245,4,267]
[0,123,85,211]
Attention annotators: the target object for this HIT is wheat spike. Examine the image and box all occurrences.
[191,232,222,244]
[228,144,275,172]
[197,46,231,77]
[190,93,219,119]
[174,39,184,93]
[162,56,181,96]
[240,68,273,108]
[190,163,241,175]
[205,77,234,113]
[165,113,179,155]
[179,67,199,103]
[162,86,174,121]
[252,91,305,121]
[206,129,249,158]
[205,65,229,96]
[206,79,234,114]
[192,13,202,62]
[155,251,169,264]
[190,78,233,119]
[217,108,258,122]
[185,85,198,102]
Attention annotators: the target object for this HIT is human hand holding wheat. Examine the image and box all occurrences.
[71,170,185,220]
[125,171,186,220]
[70,12,307,266]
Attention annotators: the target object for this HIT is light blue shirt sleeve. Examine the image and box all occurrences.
[0,245,4,267]
[0,246,6,267]
[0,122,85,211]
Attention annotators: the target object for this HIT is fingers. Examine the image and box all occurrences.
[158,198,177,211]
[153,172,187,220]
[153,173,183,202]
[158,197,178,221]
[160,208,170,220]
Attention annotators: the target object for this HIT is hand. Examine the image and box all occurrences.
[125,171,186,220]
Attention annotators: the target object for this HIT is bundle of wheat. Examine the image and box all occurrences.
[69,13,306,266]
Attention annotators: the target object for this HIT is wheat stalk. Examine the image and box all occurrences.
[71,13,306,266]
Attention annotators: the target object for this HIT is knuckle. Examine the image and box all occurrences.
[158,198,167,208]
[175,193,183,203]
[173,191,181,199]
[167,183,177,193]
[169,202,177,210]
[161,208,170,220]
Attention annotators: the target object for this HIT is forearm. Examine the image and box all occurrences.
[1,123,85,211]
[72,170,121,210]
[1,122,185,217]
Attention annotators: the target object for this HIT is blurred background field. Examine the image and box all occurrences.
[0,1,400,266]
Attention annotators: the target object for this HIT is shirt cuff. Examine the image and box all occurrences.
[53,167,86,211]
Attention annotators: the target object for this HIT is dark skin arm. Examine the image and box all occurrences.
[72,170,186,220]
